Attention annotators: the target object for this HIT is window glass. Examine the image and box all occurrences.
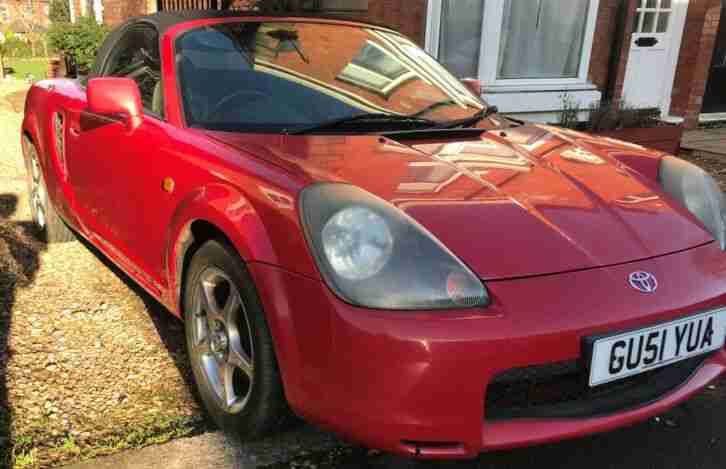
[438,0,485,78]
[642,11,656,33]
[498,0,591,79]
[175,22,485,133]
[105,25,164,116]
[656,12,670,32]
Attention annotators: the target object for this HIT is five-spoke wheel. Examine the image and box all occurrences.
[191,267,255,414]
[184,240,290,438]
[28,152,47,230]
[23,137,75,243]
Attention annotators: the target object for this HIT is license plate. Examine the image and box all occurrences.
[588,310,726,387]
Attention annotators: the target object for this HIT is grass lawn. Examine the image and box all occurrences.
[5,58,48,81]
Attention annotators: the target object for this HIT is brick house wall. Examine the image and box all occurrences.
[371,0,723,129]
[588,0,622,92]
[1,0,51,29]
[109,0,427,38]
[360,0,426,44]
[670,0,722,128]
[102,0,148,24]
[99,0,725,128]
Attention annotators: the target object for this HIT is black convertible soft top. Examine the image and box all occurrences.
[90,9,394,78]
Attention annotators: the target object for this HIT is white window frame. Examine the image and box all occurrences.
[69,0,76,23]
[93,0,103,23]
[425,0,601,92]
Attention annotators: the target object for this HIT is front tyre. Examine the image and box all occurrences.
[25,139,74,243]
[183,240,291,439]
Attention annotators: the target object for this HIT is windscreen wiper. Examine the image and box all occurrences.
[437,105,499,129]
[288,113,438,135]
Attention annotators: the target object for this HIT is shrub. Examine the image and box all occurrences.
[6,37,33,58]
[47,16,108,73]
[586,101,661,131]
[557,97,664,131]
[49,0,71,24]
[0,30,24,78]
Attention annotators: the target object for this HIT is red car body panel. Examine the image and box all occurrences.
[250,241,726,458]
[205,128,712,280]
[21,14,726,459]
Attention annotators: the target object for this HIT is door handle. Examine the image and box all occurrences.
[635,37,659,47]
[69,126,81,137]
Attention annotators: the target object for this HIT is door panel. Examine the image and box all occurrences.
[622,0,675,108]
[64,109,118,236]
[64,20,174,291]
[66,113,175,291]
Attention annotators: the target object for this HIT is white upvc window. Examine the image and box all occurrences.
[426,0,602,118]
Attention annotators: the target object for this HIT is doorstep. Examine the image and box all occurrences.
[700,113,726,124]
[681,128,726,157]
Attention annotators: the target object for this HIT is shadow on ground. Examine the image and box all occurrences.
[264,390,726,469]
[0,193,45,465]
[73,235,203,406]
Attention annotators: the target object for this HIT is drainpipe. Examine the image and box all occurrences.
[604,0,630,102]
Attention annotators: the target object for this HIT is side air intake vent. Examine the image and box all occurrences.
[53,112,67,180]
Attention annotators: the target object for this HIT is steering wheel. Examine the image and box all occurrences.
[207,90,269,122]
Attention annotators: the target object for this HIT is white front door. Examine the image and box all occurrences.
[622,0,688,115]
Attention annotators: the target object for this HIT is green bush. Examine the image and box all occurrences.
[49,0,71,24]
[48,16,108,73]
[2,34,31,58]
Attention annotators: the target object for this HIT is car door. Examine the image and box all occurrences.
[65,23,172,292]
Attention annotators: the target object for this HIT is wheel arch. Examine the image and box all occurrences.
[21,113,41,172]
[164,183,278,317]
[21,85,50,164]
[165,186,301,402]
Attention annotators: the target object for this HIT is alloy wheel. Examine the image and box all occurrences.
[29,152,46,229]
[191,267,255,414]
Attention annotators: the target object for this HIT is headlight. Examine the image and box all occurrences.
[658,155,726,249]
[321,206,394,281]
[300,183,489,310]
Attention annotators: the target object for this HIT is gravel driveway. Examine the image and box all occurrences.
[0,81,206,468]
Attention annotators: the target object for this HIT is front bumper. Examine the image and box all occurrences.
[249,241,726,459]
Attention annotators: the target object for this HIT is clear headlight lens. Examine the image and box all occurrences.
[321,207,394,281]
[300,183,489,310]
[659,155,726,249]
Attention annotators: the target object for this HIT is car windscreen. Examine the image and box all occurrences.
[175,21,486,133]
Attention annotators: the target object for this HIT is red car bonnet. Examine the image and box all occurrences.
[202,127,713,281]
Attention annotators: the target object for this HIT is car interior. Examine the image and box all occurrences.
[176,28,360,129]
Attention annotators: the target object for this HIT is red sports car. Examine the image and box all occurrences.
[21,11,726,459]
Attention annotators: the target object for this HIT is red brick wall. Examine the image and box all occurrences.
[3,0,51,28]
[588,0,622,91]
[671,0,722,127]
[103,0,149,25]
[610,0,639,101]
[107,0,427,37]
[362,0,427,45]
